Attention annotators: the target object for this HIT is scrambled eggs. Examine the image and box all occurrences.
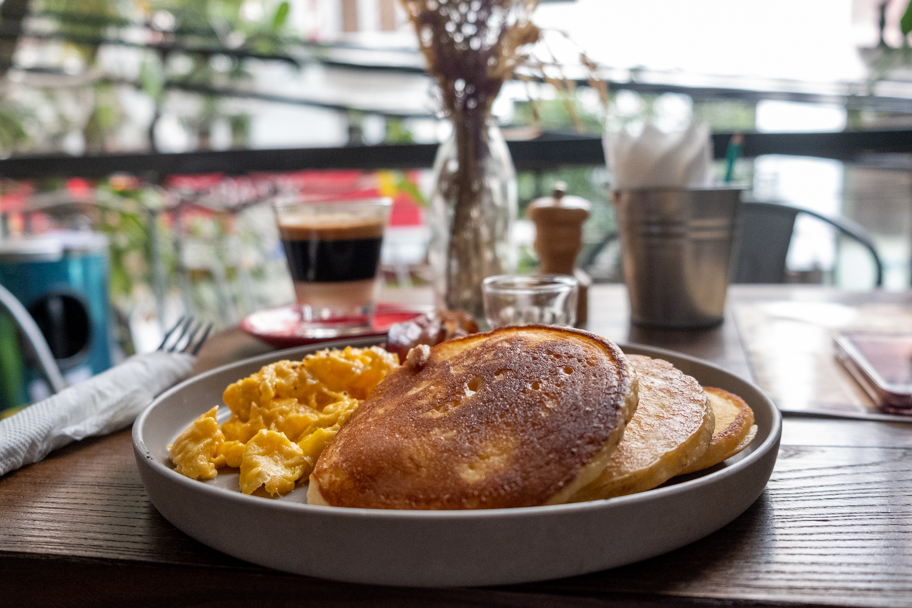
[168,346,398,496]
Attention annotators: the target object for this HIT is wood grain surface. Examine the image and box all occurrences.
[3,284,912,608]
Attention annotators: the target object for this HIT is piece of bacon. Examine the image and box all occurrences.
[385,310,479,363]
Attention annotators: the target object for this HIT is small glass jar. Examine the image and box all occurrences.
[481,274,578,329]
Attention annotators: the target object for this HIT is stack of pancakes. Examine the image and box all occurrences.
[308,326,756,509]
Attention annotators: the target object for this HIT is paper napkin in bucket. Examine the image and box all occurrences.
[604,121,714,189]
[0,351,194,476]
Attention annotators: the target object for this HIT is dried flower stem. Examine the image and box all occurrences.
[401,1,607,316]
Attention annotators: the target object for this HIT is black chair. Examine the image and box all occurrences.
[734,200,883,287]
[581,200,885,287]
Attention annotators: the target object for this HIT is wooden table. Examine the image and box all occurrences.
[3,284,912,607]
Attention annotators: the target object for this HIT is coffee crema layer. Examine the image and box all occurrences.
[279,214,386,284]
[278,214,386,241]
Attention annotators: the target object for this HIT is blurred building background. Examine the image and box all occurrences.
[0,0,911,388]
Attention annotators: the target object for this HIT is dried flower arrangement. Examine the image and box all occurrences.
[401,0,541,117]
[400,0,541,317]
[401,0,607,318]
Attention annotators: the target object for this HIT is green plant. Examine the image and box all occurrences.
[93,183,160,306]
[150,0,295,149]
[0,99,30,152]
[23,0,299,152]
[385,119,416,143]
[512,95,604,135]
[902,1,912,38]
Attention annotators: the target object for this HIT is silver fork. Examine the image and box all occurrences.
[157,316,213,355]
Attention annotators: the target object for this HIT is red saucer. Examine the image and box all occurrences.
[240,303,428,349]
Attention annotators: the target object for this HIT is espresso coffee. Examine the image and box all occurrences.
[279,217,384,283]
[277,213,387,320]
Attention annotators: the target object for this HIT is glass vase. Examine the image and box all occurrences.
[427,116,517,320]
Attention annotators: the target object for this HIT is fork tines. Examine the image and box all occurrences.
[157,316,213,355]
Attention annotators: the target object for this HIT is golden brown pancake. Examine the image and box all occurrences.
[569,355,714,502]
[678,387,756,475]
[308,326,638,509]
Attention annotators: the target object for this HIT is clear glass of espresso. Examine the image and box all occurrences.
[273,196,392,337]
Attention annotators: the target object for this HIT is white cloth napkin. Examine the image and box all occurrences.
[604,121,714,189]
[0,351,195,477]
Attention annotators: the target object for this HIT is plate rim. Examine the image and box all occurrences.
[133,336,782,521]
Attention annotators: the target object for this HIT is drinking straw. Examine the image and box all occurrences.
[724,132,743,182]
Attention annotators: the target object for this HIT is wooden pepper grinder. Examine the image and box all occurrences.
[526,181,592,326]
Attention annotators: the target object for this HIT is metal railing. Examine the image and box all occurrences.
[0,129,910,179]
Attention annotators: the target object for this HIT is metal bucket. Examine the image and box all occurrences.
[611,187,743,329]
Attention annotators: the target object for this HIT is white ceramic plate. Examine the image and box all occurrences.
[133,338,781,588]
